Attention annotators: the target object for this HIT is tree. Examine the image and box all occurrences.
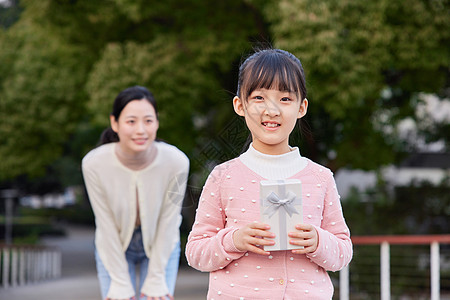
[260,0,450,170]
[0,14,89,180]
[0,0,265,183]
[0,0,448,184]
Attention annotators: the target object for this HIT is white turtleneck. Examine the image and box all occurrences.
[238,144,308,180]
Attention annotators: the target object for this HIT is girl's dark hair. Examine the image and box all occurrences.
[99,86,158,145]
[237,48,307,102]
[237,48,311,152]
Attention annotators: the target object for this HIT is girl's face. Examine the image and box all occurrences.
[110,99,159,155]
[233,88,308,155]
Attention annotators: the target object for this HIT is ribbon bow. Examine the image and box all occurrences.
[263,191,299,218]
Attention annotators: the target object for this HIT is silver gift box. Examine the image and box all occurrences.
[260,179,303,251]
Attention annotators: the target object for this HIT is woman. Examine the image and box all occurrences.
[82,86,189,300]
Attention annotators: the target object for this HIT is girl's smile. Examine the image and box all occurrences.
[262,121,281,129]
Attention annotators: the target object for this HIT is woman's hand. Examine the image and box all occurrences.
[233,221,275,255]
[141,293,174,300]
[288,223,318,254]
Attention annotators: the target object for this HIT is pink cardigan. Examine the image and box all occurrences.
[186,158,352,299]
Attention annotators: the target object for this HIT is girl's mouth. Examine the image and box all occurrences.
[262,122,280,128]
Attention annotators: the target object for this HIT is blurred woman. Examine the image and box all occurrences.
[82,86,189,300]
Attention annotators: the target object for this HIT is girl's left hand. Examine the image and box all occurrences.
[141,293,174,300]
[288,223,318,254]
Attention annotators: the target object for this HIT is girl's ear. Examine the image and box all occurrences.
[110,115,119,133]
[297,98,308,119]
[233,96,246,117]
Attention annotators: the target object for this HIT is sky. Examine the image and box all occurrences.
[0,0,11,7]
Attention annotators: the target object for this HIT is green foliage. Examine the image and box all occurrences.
[0,214,65,244]
[86,37,219,152]
[343,178,450,235]
[0,0,262,181]
[263,0,450,169]
[19,205,95,225]
[0,19,89,180]
[0,0,448,184]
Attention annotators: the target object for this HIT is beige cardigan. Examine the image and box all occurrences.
[82,141,189,298]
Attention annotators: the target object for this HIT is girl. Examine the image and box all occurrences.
[185,49,352,299]
[82,86,189,300]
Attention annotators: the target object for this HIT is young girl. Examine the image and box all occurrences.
[82,86,189,300]
[185,49,352,299]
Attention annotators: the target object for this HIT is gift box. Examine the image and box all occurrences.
[260,179,303,251]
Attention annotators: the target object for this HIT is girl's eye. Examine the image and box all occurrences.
[253,95,264,101]
[281,97,292,102]
[127,120,135,124]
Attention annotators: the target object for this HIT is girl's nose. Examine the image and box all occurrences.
[264,100,280,116]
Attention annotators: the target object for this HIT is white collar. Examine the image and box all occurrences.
[239,144,307,180]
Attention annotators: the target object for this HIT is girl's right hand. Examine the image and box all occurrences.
[232,222,275,255]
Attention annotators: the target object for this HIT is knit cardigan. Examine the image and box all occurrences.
[82,142,189,298]
[186,157,352,299]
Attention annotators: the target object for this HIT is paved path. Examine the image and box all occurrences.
[0,225,209,300]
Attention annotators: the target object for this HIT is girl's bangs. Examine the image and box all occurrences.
[245,57,301,98]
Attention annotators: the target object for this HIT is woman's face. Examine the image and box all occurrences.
[110,99,159,154]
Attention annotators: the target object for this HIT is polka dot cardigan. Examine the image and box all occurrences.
[186,157,352,299]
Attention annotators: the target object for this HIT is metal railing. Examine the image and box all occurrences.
[339,235,450,300]
[0,244,61,288]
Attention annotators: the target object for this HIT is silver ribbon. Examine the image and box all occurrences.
[263,190,299,218]
[261,181,301,250]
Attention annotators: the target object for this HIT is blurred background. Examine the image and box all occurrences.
[0,0,449,299]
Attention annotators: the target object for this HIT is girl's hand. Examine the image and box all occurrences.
[106,297,136,300]
[233,221,275,255]
[288,223,318,254]
[140,293,174,300]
